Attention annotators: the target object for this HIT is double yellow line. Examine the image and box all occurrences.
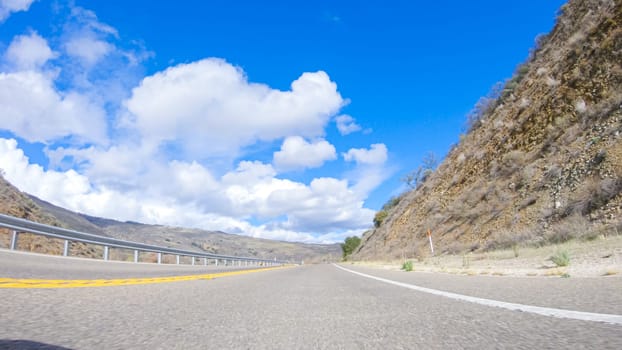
[0,266,287,289]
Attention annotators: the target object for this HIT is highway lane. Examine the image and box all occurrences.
[340,263,622,315]
[1,252,621,349]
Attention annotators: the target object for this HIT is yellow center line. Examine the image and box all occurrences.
[0,266,290,289]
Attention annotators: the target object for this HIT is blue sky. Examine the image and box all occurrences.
[0,0,565,243]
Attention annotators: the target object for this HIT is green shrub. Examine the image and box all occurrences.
[341,236,361,259]
[551,250,570,267]
[402,260,413,272]
[373,210,388,228]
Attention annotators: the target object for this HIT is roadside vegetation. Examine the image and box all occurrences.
[550,250,570,267]
[341,236,361,260]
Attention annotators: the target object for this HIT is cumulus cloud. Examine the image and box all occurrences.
[335,114,362,135]
[273,136,336,171]
[0,4,392,244]
[0,0,35,22]
[268,177,375,232]
[123,59,346,158]
[4,32,56,70]
[0,71,108,144]
[343,143,388,165]
[1,137,373,243]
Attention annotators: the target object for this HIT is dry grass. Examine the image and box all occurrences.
[547,215,592,243]
[544,268,566,277]
[355,234,622,278]
[602,269,619,276]
[499,150,527,176]
[565,176,622,216]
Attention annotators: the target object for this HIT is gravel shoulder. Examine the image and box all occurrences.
[352,235,622,278]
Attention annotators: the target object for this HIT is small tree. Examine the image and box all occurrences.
[373,210,388,228]
[466,81,504,131]
[402,152,438,189]
[341,236,361,258]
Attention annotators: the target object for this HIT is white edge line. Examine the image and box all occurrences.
[333,264,622,326]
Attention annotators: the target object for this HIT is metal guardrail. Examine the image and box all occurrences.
[0,213,286,266]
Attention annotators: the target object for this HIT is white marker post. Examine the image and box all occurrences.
[427,230,434,255]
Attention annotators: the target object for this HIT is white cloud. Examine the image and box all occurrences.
[271,177,375,232]
[0,0,35,22]
[0,138,93,207]
[64,36,113,65]
[57,5,149,107]
[273,136,336,171]
[0,71,108,144]
[0,138,374,243]
[69,7,118,37]
[0,5,392,244]
[335,114,362,135]
[4,32,56,70]
[343,143,388,165]
[123,58,346,158]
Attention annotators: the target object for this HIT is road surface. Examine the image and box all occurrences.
[1,250,621,349]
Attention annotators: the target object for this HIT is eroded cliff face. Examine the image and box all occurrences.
[354,0,622,260]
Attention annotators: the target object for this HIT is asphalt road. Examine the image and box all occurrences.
[1,251,621,349]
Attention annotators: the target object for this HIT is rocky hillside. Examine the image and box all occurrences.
[0,175,101,257]
[1,176,340,262]
[354,0,622,260]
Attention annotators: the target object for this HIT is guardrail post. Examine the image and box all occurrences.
[63,240,69,256]
[10,230,18,250]
[103,246,109,261]
[134,250,139,263]
[215,259,218,266]
[191,257,195,266]
[176,255,180,265]
[157,252,162,264]
[203,257,207,266]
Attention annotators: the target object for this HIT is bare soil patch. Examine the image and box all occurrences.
[353,235,622,278]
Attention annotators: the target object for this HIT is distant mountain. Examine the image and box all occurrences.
[354,0,622,260]
[1,176,340,262]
